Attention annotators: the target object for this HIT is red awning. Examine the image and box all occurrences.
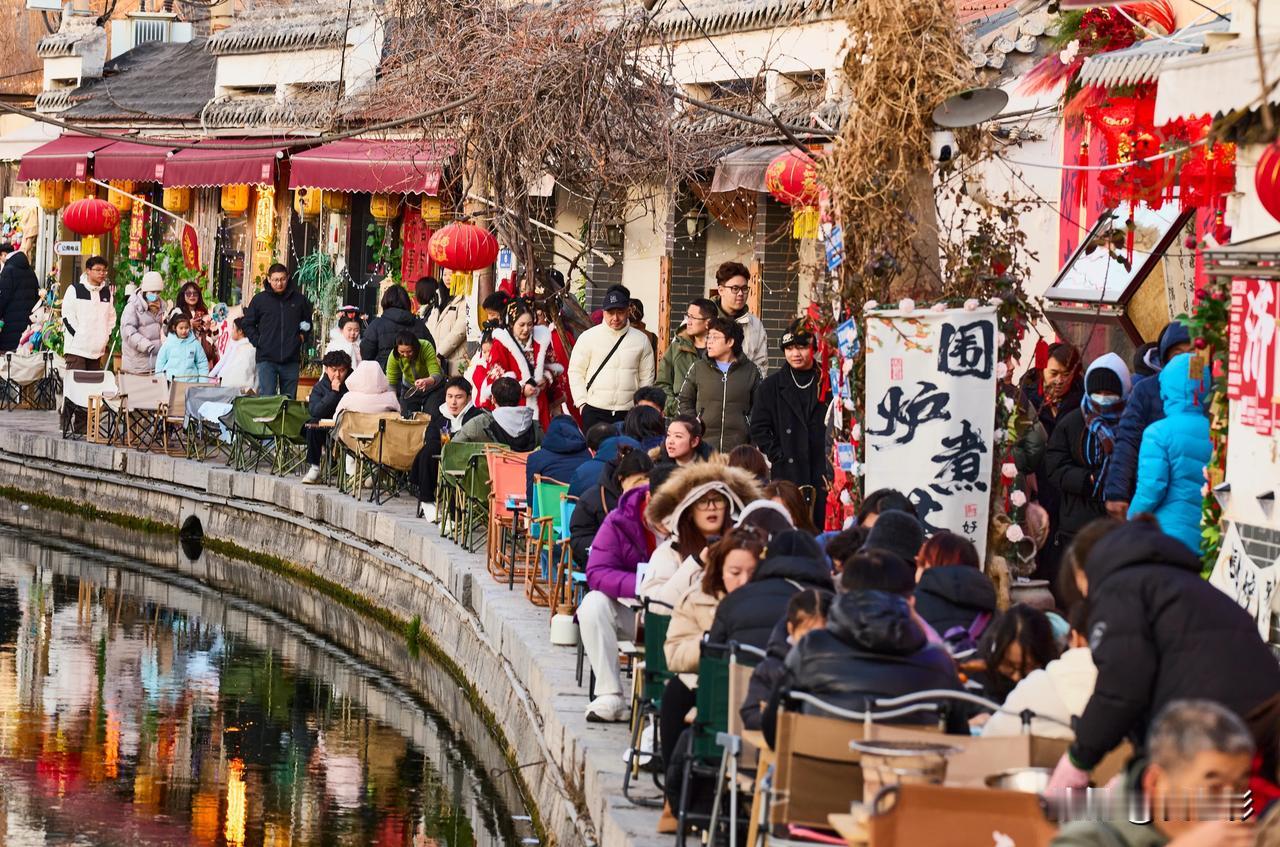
[93,140,181,183]
[162,138,287,187]
[16,135,116,181]
[289,139,454,194]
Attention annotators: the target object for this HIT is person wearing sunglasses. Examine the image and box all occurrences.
[656,297,717,416]
[714,261,769,376]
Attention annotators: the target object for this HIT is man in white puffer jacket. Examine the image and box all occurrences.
[62,256,117,370]
[568,284,655,432]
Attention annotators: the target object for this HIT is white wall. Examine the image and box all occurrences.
[665,21,849,95]
[214,17,383,96]
[620,190,668,315]
[704,220,752,292]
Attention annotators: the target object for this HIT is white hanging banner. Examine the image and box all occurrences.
[1209,522,1279,641]
[865,306,999,559]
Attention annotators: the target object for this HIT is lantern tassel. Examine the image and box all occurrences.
[792,207,820,240]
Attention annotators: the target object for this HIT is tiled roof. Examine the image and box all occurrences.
[207,1,378,55]
[956,0,1018,23]
[967,1,1056,82]
[59,40,216,121]
[36,14,105,58]
[653,0,836,37]
[201,91,339,129]
[1076,20,1229,88]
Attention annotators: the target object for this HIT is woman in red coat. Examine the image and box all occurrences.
[485,302,562,429]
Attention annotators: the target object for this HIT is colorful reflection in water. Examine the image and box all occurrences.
[0,525,532,847]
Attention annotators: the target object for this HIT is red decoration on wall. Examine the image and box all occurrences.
[1227,277,1279,434]
[427,222,499,272]
[1255,140,1280,225]
[400,214,435,284]
[62,198,121,236]
[128,202,149,261]
[181,224,200,271]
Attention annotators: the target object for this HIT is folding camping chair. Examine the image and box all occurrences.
[524,475,569,606]
[60,370,119,441]
[159,379,202,456]
[549,495,582,617]
[675,641,764,847]
[460,446,494,552]
[228,395,309,474]
[436,440,491,544]
[183,385,243,460]
[486,448,530,585]
[117,372,171,451]
[2,350,59,410]
[334,411,400,495]
[361,415,431,504]
[622,597,675,808]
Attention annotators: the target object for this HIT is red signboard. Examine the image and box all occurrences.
[181,224,200,271]
[128,203,148,261]
[1227,277,1279,434]
[400,214,435,284]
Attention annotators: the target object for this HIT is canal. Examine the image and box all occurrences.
[0,510,536,847]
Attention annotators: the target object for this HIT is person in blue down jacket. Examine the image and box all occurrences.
[525,414,592,505]
[1103,321,1192,519]
[1126,352,1211,555]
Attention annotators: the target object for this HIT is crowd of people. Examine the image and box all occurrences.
[5,242,1280,843]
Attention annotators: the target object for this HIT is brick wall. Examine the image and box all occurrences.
[666,188,710,342]
[753,193,801,373]
[584,237,622,313]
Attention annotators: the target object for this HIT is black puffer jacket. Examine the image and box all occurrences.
[741,618,791,732]
[361,307,433,371]
[0,251,38,351]
[307,374,347,420]
[1043,407,1107,541]
[569,456,625,567]
[763,590,963,746]
[914,566,997,637]
[1069,521,1280,770]
[241,280,314,365]
[707,531,833,649]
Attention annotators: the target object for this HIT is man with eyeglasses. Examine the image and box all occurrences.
[714,261,769,376]
[656,296,716,416]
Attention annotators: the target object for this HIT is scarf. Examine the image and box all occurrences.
[1081,394,1126,497]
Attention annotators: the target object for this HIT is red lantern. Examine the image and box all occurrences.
[428,222,499,296]
[62,197,121,236]
[1255,141,1280,225]
[765,150,821,239]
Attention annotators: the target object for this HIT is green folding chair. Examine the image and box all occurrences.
[437,441,491,544]
[228,395,309,475]
[460,447,493,552]
[622,597,675,807]
[524,476,570,606]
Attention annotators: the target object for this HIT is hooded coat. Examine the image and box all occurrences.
[1103,321,1192,504]
[741,618,792,731]
[334,361,400,415]
[913,566,997,637]
[707,530,833,649]
[241,280,314,365]
[639,462,763,607]
[155,331,209,381]
[585,484,654,600]
[1127,353,1211,554]
[120,292,167,374]
[655,331,704,416]
[678,355,761,454]
[569,436,641,566]
[568,434,639,499]
[1067,520,1280,771]
[455,404,541,452]
[1044,353,1132,541]
[360,307,432,371]
[0,251,39,351]
[525,414,591,503]
[61,276,116,360]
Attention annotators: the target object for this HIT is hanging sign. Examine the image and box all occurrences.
[181,224,200,271]
[865,306,999,558]
[1227,277,1279,434]
[824,224,844,272]
[400,214,434,283]
[54,241,82,256]
[128,202,149,261]
[1209,523,1279,640]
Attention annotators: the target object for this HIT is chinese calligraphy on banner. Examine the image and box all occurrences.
[1227,277,1279,435]
[865,307,999,558]
[1209,523,1279,640]
[401,215,435,283]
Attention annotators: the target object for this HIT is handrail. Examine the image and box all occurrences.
[873,689,1074,730]
[787,690,941,723]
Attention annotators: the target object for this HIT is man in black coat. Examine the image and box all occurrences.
[0,245,38,352]
[241,263,314,399]
[300,350,351,484]
[360,284,432,371]
[1048,518,1280,790]
[750,324,828,526]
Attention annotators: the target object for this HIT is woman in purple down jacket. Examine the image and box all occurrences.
[579,479,658,723]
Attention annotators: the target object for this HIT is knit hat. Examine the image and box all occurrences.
[140,271,164,293]
[1085,365,1124,396]
[1158,320,1191,364]
[863,510,925,564]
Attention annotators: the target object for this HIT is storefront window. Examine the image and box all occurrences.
[347,194,401,314]
[215,216,249,306]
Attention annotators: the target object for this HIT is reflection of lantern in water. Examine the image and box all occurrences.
[225,758,247,847]
[191,790,220,845]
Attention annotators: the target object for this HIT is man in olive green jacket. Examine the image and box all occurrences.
[677,316,760,454]
[656,297,715,416]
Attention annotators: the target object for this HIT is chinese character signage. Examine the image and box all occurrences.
[401,215,434,284]
[1227,277,1279,435]
[865,307,999,558]
[128,202,149,261]
[1209,523,1279,640]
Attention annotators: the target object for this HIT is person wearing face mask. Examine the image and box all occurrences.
[751,321,828,528]
[487,301,561,428]
[121,272,168,374]
[1044,353,1132,558]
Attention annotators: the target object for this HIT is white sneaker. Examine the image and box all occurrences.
[585,693,627,723]
[344,456,356,475]
[301,465,321,485]
[418,502,437,521]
